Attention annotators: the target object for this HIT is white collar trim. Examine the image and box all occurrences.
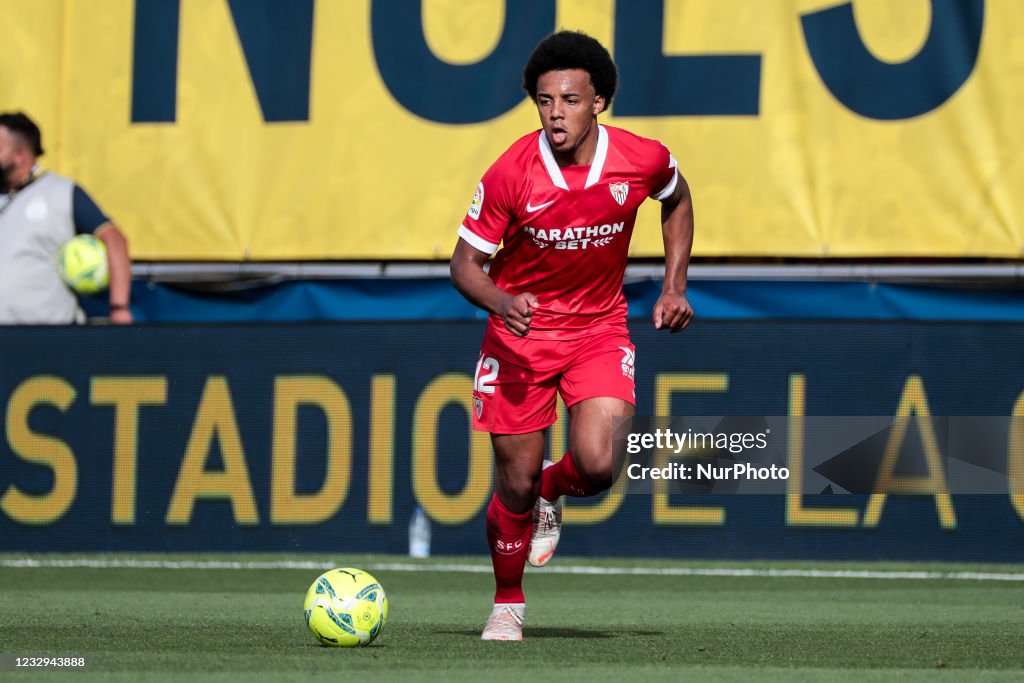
[537,124,608,191]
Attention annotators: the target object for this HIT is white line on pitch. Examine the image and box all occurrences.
[1,557,1022,582]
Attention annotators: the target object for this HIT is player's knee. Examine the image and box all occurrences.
[496,470,541,512]
[512,477,539,502]
[575,455,614,492]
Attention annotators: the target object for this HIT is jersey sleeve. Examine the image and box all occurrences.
[72,184,110,234]
[456,159,518,255]
[647,142,679,201]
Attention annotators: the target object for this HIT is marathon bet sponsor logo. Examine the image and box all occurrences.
[524,221,625,250]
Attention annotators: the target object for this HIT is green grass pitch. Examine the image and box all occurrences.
[1,554,1022,682]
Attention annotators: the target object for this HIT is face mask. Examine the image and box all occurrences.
[0,164,11,193]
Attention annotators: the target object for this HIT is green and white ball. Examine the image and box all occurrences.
[58,234,109,294]
[303,568,388,647]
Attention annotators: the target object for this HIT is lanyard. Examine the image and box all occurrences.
[0,168,42,218]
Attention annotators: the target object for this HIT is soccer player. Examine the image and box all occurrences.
[450,31,694,641]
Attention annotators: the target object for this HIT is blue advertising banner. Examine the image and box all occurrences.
[83,279,1024,323]
[1,321,1023,560]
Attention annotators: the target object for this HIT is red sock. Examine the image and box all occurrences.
[540,452,599,501]
[486,493,532,604]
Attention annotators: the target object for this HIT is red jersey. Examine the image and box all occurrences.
[458,124,678,340]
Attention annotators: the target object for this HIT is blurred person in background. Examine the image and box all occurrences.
[0,111,132,324]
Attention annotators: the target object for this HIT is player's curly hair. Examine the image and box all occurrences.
[0,112,44,156]
[522,31,618,108]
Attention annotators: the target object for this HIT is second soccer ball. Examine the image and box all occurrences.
[57,234,109,294]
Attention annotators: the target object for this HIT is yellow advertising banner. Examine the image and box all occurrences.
[1,0,1020,260]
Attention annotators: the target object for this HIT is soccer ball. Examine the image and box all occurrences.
[57,234,109,294]
[303,568,388,647]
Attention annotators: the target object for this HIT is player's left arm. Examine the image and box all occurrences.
[654,171,694,333]
[94,222,133,325]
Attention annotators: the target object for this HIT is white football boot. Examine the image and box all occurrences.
[481,603,525,641]
[528,461,563,567]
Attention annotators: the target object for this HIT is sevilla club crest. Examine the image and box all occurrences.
[609,181,629,206]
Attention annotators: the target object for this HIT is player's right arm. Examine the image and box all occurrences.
[450,150,538,337]
[450,239,537,337]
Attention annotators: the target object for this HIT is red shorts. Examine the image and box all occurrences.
[471,325,636,434]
